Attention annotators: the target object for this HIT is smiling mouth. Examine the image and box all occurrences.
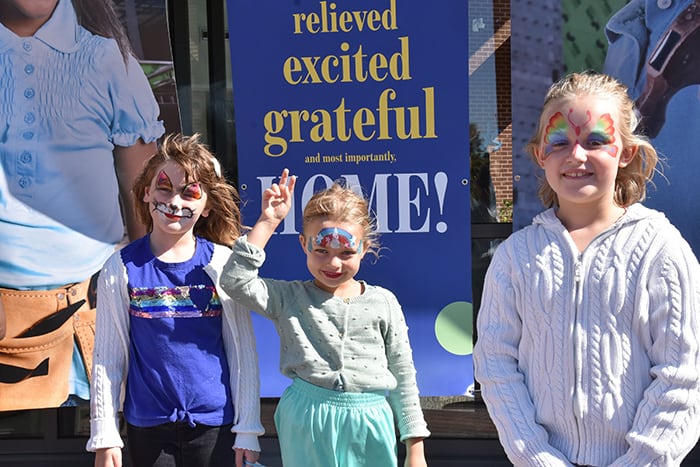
[322,271,343,279]
[563,171,591,178]
[153,202,194,219]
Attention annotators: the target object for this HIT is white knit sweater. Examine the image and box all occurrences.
[474,203,700,467]
[86,243,264,452]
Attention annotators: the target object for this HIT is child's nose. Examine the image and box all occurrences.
[569,143,588,161]
[164,193,186,205]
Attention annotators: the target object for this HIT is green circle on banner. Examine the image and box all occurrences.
[434,301,473,356]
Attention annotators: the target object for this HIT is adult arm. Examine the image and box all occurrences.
[114,140,157,241]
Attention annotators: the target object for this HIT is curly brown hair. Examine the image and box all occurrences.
[525,71,659,208]
[132,133,241,246]
[302,182,380,258]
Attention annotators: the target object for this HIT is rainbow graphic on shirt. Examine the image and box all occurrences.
[128,284,222,318]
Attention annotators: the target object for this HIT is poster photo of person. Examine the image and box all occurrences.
[511,0,700,259]
[0,0,178,411]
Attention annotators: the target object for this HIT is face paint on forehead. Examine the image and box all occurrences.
[590,113,619,157]
[543,110,619,158]
[156,170,173,191]
[155,169,203,200]
[307,227,363,253]
[182,182,203,200]
[567,108,591,136]
[543,112,568,156]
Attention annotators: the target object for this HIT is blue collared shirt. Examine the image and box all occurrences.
[604,0,700,255]
[0,0,165,289]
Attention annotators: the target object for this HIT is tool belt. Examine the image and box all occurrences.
[0,275,97,410]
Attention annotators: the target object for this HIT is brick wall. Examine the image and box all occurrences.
[470,0,513,222]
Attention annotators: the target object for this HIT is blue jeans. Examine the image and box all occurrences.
[126,422,234,467]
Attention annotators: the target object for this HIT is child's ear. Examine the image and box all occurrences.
[534,147,547,168]
[299,234,307,252]
[143,187,150,202]
[619,146,637,168]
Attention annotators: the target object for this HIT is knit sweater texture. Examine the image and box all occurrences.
[220,236,431,442]
[86,242,264,453]
[474,203,700,466]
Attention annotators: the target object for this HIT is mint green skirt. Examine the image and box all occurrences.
[274,378,397,467]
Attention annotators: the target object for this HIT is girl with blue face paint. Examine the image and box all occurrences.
[221,171,430,467]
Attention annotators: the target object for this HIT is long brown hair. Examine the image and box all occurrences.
[72,0,133,63]
[132,133,242,246]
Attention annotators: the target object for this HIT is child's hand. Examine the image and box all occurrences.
[404,438,428,467]
[94,447,122,467]
[234,447,261,467]
[246,168,297,248]
[260,168,296,222]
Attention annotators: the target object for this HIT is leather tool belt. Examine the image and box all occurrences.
[0,275,97,410]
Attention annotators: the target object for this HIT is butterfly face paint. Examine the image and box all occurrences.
[587,113,618,158]
[307,227,362,253]
[543,110,619,158]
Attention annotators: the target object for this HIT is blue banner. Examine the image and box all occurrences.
[228,0,471,396]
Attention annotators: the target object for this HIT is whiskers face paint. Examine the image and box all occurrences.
[152,202,195,219]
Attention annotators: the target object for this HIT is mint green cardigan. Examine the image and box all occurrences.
[221,236,430,442]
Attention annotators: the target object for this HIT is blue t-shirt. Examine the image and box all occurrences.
[121,235,234,428]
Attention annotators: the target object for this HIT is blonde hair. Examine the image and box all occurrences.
[132,133,241,246]
[302,182,380,258]
[525,71,659,208]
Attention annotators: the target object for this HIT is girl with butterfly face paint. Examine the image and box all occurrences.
[88,134,264,467]
[220,173,430,467]
[474,72,700,467]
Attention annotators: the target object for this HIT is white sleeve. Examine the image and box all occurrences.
[86,253,130,452]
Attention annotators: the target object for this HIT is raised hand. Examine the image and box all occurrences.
[260,168,296,223]
[247,168,297,248]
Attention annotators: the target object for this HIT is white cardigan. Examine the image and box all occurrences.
[474,204,700,467]
[86,243,264,452]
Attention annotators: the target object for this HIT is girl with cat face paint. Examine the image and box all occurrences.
[87,134,264,467]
